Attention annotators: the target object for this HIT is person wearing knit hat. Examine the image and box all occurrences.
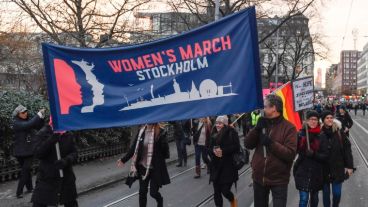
[306,110,319,120]
[210,115,239,207]
[294,110,328,207]
[320,110,333,122]
[336,107,353,137]
[320,109,354,207]
[12,105,45,198]
[215,115,229,126]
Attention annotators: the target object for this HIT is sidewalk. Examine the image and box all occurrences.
[0,140,195,207]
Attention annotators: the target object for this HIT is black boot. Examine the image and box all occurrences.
[157,196,163,207]
[194,165,201,178]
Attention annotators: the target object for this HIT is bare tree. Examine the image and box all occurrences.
[9,0,151,48]
[167,0,321,41]
[260,32,289,86]
[259,13,323,85]
[280,16,315,81]
[0,25,43,91]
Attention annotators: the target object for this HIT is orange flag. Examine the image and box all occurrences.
[274,82,302,130]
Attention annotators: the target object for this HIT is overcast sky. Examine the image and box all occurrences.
[314,0,368,85]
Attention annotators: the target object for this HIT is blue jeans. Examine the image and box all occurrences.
[194,145,209,166]
[323,182,342,207]
[176,138,187,165]
[299,191,319,207]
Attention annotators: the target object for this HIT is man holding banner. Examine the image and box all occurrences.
[245,94,297,207]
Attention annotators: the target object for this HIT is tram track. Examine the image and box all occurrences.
[351,118,368,169]
[350,134,368,169]
[103,166,196,207]
[195,166,252,207]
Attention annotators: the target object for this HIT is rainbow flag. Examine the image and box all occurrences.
[274,82,302,130]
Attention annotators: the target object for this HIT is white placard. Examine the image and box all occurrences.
[292,76,314,112]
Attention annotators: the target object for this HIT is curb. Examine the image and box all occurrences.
[78,152,195,196]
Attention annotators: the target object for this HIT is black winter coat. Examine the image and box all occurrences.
[12,115,43,157]
[31,125,78,206]
[336,112,353,130]
[121,128,170,187]
[294,128,329,192]
[209,126,239,184]
[321,126,354,183]
[169,121,185,141]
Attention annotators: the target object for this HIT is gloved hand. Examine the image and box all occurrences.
[37,109,46,119]
[255,117,267,132]
[54,159,68,169]
[306,149,314,157]
[260,133,272,147]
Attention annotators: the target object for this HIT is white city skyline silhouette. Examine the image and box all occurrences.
[120,78,237,111]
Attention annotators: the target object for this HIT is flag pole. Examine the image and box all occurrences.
[303,110,310,150]
[261,110,267,158]
[231,113,245,126]
[55,142,64,178]
[231,81,289,126]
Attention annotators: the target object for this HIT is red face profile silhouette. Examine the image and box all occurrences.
[54,59,83,114]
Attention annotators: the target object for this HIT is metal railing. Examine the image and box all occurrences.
[0,142,128,183]
[0,125,175,183]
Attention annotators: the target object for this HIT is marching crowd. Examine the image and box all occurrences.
[10,94,358,207]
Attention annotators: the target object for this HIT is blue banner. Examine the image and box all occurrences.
[42,6,263,131]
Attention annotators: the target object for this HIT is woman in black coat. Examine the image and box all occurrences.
[335,107,353,137]
[209,116,239,207]
[293,110,329,207]
[12,105,45,198]
[320,111,354,207]
[117,124,170,207]
[31,124,78,207]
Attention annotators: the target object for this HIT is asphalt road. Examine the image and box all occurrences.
[78,112,368,207]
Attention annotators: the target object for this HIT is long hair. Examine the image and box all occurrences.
[153,123,161,140]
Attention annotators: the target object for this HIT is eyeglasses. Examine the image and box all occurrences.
[308,118,318,121]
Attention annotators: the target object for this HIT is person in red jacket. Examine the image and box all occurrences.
[245,94,297,207]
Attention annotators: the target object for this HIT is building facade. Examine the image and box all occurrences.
[325,64,337,95]
[315,68,322,89]
[130,11,204,44]
[332,63,343,95]
[357,42,368,95]
[340,50,361,95]
[257,13,314,88]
